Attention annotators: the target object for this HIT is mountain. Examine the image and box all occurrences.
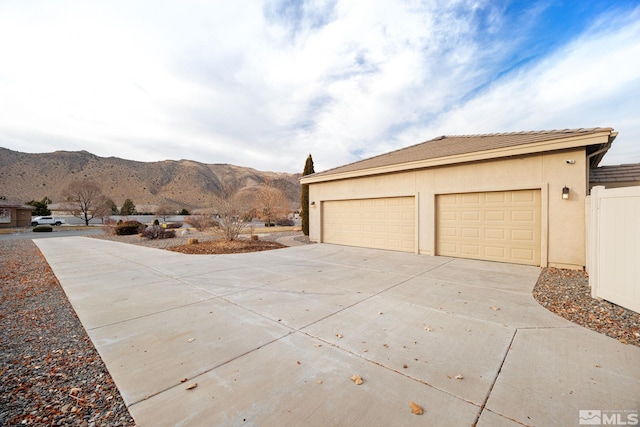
[0,148,301,212]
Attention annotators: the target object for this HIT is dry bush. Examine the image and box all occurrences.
[102,218,118,235]
[141,225,176,240]
[184,214,218,231]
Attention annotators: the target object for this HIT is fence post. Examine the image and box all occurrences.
[588,186,605,299]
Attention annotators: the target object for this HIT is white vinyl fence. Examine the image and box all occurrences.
[587,185,640,313]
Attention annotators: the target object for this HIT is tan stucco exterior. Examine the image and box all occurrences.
[306,148,592,269]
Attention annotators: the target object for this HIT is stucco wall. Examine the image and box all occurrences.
[308,148,587,269]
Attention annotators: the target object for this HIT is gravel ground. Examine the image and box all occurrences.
[0,240,135,427]
[534,267,640,347]
[2,235,637,425]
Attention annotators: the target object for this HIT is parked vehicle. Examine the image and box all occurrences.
[31,216,66,226]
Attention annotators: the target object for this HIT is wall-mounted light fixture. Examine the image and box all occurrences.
[562,186,570,200]
[310,201,316,207]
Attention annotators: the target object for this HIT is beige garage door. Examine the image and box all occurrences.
[436,189,541,265]
[322,197,415,252]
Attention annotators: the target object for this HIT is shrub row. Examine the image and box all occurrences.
[115,221,145,236]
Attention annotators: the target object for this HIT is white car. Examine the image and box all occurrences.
[31,216,66,226]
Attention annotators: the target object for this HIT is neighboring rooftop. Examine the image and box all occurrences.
[305,128,616,181]
[590,163,640,184]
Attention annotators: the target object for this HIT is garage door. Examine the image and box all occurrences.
[322,197,415,252]
[436,189,541,265]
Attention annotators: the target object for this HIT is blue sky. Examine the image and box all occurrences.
[0,0,638,173]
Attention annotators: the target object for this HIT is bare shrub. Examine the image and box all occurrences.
[141,225,176,240]
[103,218,118,235]
[185,214,218,231]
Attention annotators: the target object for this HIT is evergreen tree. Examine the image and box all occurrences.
[301,154,315,236]
[26,197,52,216]
[120,199,136,216]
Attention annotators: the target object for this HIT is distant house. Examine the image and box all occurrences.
[301,128,617,270]
[590,163,640,189]
[0,198,35,228]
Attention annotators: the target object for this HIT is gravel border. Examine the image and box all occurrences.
[533,267,640,347]
[0,240,135,426]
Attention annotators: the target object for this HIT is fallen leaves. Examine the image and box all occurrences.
[409,401,423,415]
[490,306,501,311]
[350,375,363,385]
[185,383,198,390]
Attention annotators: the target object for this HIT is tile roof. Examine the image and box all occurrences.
[0,198,34,209]
[310,128,614,179]
[590,163,640,183]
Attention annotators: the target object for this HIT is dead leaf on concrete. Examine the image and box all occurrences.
[490,306,501,311]
[185,383,198,390]
[187,338,195,343]
[409,401,423,415]
[455,374,464,380]
[350,375,363,385]
[424,326,433,331]
[593,363,601,368]
[336,333,343,339]
[180,378,188,383]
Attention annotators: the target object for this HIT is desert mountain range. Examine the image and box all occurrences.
[0,148,302,212]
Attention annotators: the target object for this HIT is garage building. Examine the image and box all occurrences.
[301,128,617,269]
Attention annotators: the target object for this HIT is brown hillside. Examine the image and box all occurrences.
[0,148,301,211]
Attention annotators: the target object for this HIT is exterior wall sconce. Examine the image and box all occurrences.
[310,201,316,207]
[562,186,570,200]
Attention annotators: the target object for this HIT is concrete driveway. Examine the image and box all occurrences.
[35,237,640,426]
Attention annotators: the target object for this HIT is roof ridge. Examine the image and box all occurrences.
[444,127,608,139]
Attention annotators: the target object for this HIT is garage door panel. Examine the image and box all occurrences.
[461,244,480,255]
[462,228,480,238]
[511,211,535,222]
[485,193,506,203]
[322,197,415,253]
[485,246,505,258]
[437,190,541,266]
[512,191,536,202]
[462,194,480,204]
[462,211,480,221]
[511,229,534,241]
[485,211,505,221]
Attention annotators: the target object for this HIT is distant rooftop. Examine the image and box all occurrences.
[590,163,640,183]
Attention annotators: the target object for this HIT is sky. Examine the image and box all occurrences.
[0,1,639,174]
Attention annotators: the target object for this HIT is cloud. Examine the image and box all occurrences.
[0,1,638,173]
[410,5,640,165]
